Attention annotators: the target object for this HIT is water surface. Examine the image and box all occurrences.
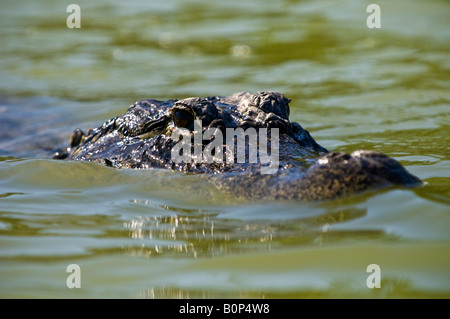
[0,0,449,298]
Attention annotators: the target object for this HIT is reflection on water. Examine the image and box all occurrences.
[139,277,416,299]
[124,200,372,258]
[0,0,449,298]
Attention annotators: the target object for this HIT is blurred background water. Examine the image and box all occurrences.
[0,0,449,298]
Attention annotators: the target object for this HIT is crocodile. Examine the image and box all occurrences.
[54,91,421,201]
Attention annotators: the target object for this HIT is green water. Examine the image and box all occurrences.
[0,0,449,298]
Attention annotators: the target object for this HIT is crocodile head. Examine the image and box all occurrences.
[56,91,421,200]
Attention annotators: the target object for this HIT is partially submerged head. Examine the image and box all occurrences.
[62,91,327,172]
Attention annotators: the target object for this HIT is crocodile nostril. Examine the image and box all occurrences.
[173,109,194,129]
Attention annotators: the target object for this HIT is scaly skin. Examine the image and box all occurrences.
[56,91,421,200]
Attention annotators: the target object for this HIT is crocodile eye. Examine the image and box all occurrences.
[173,109,194,129]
